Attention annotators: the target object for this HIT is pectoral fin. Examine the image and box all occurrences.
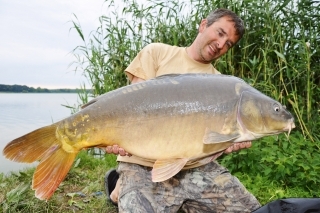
[203,128,239,144]
[152,158,188,182]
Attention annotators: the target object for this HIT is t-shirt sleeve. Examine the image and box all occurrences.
[125,43,159,82]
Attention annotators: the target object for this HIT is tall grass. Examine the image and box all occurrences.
[70,0,320,202]
[71,0,319,142]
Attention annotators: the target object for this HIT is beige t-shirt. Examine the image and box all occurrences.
[117,42,221,169]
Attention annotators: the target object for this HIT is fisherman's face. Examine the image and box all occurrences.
[197,16,239,63]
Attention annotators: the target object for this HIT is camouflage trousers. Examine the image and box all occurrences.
[117,161,261,213]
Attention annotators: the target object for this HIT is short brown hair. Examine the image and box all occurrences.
[206,8,245,39]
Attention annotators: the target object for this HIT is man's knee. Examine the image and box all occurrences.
[119,190,155,213]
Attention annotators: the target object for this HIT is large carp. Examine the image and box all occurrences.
[3,74,295,200]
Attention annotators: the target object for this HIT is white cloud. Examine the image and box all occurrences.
[0,0,107,89]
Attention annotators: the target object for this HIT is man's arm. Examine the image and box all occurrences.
[131,76,145,84]
[106,138,252,156]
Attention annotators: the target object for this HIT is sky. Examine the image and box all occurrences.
[0,0,108,89]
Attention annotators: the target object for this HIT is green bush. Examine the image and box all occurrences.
[219,133,320,202]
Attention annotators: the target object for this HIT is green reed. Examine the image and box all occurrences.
[71,0,319,142]
[70,0,320,201]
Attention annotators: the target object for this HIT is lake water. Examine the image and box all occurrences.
[0,93,80,175]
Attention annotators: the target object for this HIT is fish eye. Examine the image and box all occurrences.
[273,103,280,112]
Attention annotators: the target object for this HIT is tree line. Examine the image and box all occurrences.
[0,84,83,93]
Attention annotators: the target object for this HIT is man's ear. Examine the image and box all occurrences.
[199,19,207,33]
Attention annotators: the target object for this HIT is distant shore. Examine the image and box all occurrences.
[0,84,92,93]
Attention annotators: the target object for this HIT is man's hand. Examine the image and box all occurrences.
[224,141,252,154]
[105,145,131,156]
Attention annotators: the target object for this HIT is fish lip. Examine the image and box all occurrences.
[282,119,295,135]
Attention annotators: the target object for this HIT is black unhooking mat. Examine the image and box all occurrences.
[252,198,320,213]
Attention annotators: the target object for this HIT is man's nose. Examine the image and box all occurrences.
[217,38,228,49]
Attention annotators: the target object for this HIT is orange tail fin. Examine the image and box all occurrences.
[32,147,77,200]
[3,124,78,200]
[3,124,60,162]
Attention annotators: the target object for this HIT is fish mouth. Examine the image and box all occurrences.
[283,118,295,137]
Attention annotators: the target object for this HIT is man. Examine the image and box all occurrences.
[105,8,261,212]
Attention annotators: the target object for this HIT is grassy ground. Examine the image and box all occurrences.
[0,149,317,212]
[0,152,118,213]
